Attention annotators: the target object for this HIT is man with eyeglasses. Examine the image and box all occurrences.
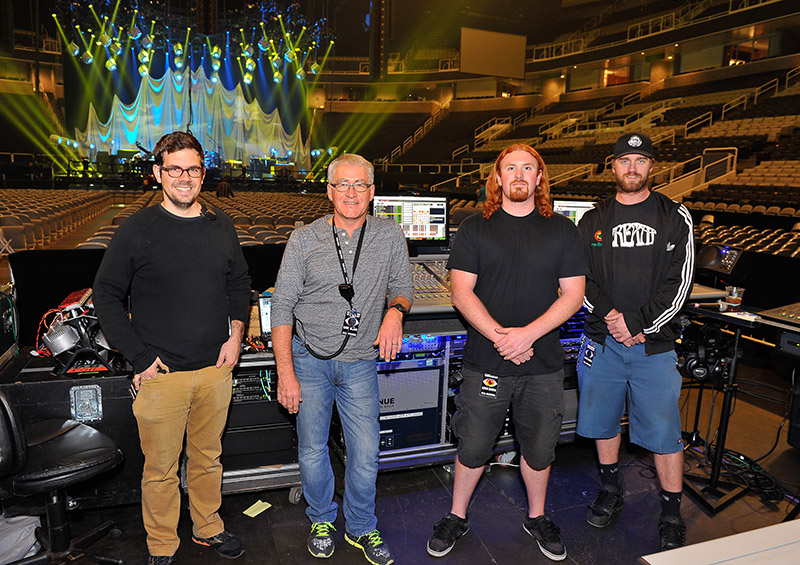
[93,131,251,565]
[271,153,413,565]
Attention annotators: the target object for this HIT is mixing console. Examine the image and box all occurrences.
[411,261,453,313]
[423,260,450,282]
[759,302,800,328]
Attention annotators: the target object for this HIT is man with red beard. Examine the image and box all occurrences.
[576,133,694,552]
[427,144,586,561]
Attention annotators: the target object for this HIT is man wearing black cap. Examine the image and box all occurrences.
[576,133,694,551]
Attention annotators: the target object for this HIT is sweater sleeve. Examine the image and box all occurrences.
[578,214,614,319]
[92,221,158,373]
[626,204,695,336]
[223,218,252,323]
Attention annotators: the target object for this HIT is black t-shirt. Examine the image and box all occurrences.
[447,208,587,376]
[610,195,658,312]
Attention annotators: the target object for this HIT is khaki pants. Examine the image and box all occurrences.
[132,364,233,556]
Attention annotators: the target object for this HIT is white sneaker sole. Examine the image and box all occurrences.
[523,523,567,562]
[426,527,470,557]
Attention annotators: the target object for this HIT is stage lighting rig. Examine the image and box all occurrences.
[111,41,123,56]
[68,41,81,56]
[243,72,253,85]
[174,42,183,56]
[105,58,117,71]
[141,34,154,49]
[80,51,94,64]
[245,58,256,71]
[138,65,148,77]
[243,43,254,58]
[130,24,142,40]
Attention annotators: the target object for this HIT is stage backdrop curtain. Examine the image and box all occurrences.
[76,67,309,170]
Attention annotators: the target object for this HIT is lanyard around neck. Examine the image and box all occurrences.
[332,216,366,292]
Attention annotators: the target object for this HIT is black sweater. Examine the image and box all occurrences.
[93,204,251,373]
[578,191,694,354]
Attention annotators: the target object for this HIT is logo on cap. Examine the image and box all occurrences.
[628,135,643,148]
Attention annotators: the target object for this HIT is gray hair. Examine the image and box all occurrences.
[327,153,374,184]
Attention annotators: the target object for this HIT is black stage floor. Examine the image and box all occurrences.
[34,380,799,565]
[2,210,799,564]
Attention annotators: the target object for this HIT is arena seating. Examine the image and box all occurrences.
[396,109,521,165]
[0,189,110,254]
[78,190,335,248]
[315,112,431,162]
[694,221,800,257]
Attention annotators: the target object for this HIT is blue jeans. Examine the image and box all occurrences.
[292,336,380,536]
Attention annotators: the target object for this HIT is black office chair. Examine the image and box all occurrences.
[0,390,124,564]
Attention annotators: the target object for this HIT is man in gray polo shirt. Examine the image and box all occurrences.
[271,153,413,565]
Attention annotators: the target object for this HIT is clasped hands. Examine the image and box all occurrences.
[493,326,535,365]
[605,309,645,347]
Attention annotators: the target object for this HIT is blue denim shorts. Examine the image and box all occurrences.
[576,336,684,454]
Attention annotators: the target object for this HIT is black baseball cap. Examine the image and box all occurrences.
[613,133,654,160]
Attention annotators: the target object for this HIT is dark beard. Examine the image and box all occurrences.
[617,174,649,194]
[165,188,196,209]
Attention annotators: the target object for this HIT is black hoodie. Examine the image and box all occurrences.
[578,191,694,355]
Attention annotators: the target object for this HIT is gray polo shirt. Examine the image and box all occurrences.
[271,214,414,361]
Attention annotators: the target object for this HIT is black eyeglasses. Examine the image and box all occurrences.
[160,165,205,178]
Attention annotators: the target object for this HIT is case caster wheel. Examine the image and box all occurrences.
[289,486,303,504]
[109,527,123,540]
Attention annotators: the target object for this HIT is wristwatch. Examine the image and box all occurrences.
[389,303,407,316]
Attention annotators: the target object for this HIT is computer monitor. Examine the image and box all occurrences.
[258,295,272,336]
[372,194,449,250]
[552,199,596,226]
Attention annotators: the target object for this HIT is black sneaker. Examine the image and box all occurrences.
[148,557,175,565]
[659,515,686,551]
[192,530,245,559]
[427,512,470,557]
[523,515,567,562]
[344,529,394,565]
[586,484,624,528]
[308,521,336,558]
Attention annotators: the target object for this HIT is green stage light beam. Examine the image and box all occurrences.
[294,26,307,49]
[308,40,333,90]
[109,0,122,28]
[88,4,105,32]
[0,92,70,172]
